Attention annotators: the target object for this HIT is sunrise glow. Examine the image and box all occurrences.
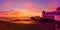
[0,0,60,17]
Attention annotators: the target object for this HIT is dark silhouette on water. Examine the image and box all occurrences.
[39,17,56,23]
[30,17,56,23]
[30,17,36,20]
[56,7,60,10]
[55,7,60,28]
[30,17,56,30]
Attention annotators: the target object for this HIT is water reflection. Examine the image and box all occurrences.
[0,17,37,24]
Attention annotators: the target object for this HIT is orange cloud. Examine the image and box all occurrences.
[0,0,42,17]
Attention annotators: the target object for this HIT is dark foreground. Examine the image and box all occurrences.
[0,20,56,30]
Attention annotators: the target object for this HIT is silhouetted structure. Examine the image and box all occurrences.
[30,17,35,20]
[39,17,55,23]
[56,7,60,10]
[30,16,55,23]
[42,7,60,21]
[30,16,40,21]
[42,7,60,28]
[42,11,55,20]
[30,16,55,30]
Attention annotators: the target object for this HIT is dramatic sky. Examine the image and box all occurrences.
[0,0,60,17]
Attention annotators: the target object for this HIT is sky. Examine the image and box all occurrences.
[0,0,60,17]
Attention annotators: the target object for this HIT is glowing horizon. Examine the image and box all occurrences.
[0,0,60,17]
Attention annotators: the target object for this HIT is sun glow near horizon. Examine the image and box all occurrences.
[0,0,59,17]
[0,9,42,17]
